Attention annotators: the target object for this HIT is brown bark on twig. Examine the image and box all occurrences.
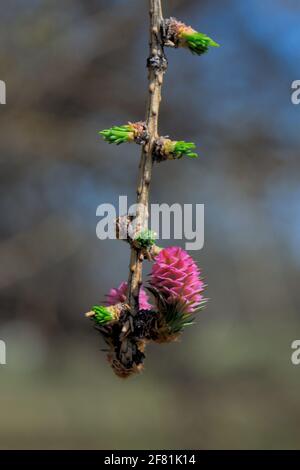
[127,0,167,314]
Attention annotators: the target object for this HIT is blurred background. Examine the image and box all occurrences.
[0,0,300,450]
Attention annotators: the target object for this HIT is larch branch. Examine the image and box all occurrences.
[127,0,167,314]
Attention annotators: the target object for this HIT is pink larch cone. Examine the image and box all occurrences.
[106,281,152,311]
[150,246,205,313]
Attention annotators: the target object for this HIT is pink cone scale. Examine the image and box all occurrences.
[106,281,152,311]
[150,247,205,313]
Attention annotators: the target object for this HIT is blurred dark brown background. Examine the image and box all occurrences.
[0,0,300,449]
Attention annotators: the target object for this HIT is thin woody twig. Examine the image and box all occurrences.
[127,0,167,314]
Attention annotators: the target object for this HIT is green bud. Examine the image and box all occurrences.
[92,305,114,325]
[134,229,157,249]
[99,122,149,146]
[172,141,198,159]
[99,125,134,145]
[164,18,219,56]
[181,31,219,56]
[153,138,199,162]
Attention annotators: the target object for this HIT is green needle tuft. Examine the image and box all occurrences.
[182,32,219,56]
[173,141,198,159]
[99,125,134,145]
[92,305,114,325]
[134,229,157,249]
